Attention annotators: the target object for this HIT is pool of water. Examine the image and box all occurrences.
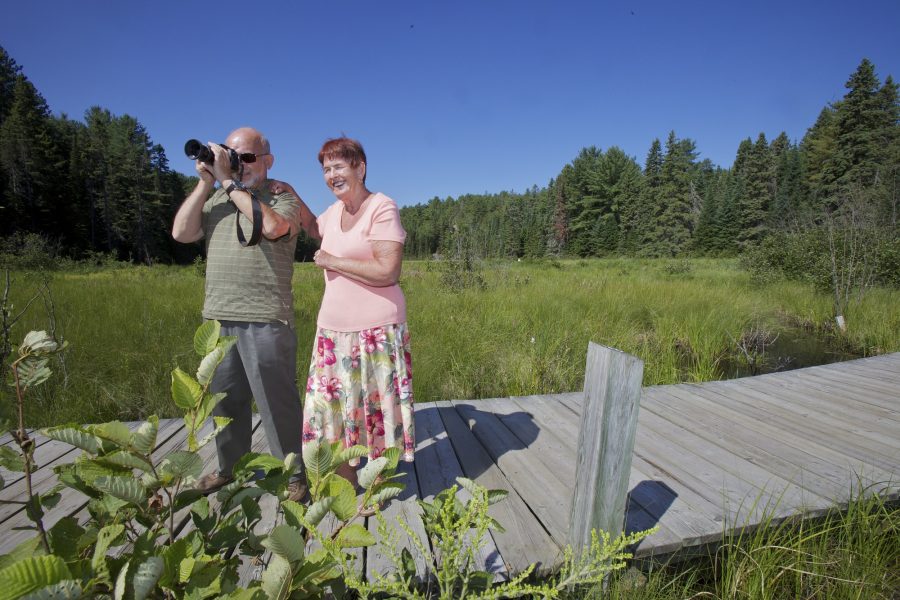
[719,323,861,379]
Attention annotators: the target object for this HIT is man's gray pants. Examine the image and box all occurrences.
[211,321,303,477]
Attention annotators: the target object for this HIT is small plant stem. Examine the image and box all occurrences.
[12,358,51,553]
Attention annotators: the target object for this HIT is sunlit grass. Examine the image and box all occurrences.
[3,258,898,426]
[601,489,900,599]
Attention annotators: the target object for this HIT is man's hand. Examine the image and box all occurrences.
[196,159,216,186]
[207,143,236,183]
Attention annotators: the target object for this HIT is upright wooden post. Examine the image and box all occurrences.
[567,342,643,554]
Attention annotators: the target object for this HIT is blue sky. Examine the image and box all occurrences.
[5,0,899,215]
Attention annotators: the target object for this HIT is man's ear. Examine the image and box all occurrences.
[265,154,275,169]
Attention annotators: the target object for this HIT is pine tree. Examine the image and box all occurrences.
[0,75,60,237]
[648,131,697,256]
[736,133,773,248]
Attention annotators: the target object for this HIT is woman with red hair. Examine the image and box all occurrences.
[287,137,414,488]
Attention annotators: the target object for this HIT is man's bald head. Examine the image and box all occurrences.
[226,127,273,187]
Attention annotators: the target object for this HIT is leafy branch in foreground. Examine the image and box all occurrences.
[0,322,654,599]
[350,477,656,599]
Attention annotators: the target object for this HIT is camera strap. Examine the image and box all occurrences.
[236,192,263,247]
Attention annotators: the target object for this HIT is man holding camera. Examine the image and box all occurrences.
[172,127,318,502]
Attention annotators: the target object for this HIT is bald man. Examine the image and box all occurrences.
[173,127,319,501]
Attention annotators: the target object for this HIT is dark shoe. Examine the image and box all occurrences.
[286,478,310,504]
[196,471,233,495]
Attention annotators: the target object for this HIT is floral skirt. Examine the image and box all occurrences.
[302,323,415,464]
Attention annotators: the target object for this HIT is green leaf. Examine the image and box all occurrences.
[302,441,332,485]
[260,555,292,600]
[93,476,146,506]
[178,557,195,583]
[196,346,225,387]
[131,417,159,455]
[335,523,375,548]
[456,476,484,498]
[304,497,334,527]
[369,484,404,507]
[42,426,98,454]
[0,537,42,571]
[324,476,356,521]
[92,524,125,574]
[15,358,51,390]
[332,445,368,468]
[89,422,132,448]
[220,589,267,600]
[195,392,218,427]
[173,488,205,512]
[0,555,72,600]
[159,451,202,483]
[261,525,305,563]
[171,368,202,410]
[113,561,128,600]
[131,557,163,600]
[357,457,387,490]
[19,580,82,599]
[280,500,306,530]
[381,446,401,471]
[47,518,84,562]
[195,414,230,449]
[20,331,58,355]
[193,320,221,357]
[487,489,509,505]
[234,453,285,474]
[0,446,25,473]
[98,451,153,473]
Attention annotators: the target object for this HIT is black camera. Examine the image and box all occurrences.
[184,139,240,172]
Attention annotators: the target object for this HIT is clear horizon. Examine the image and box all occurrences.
[5,0,900,215]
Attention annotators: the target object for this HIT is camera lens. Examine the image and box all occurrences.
[184,139,213,164]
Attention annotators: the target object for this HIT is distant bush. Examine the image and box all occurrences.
[743,228,900,292]
[0,233,60,270]
[662,260,693,276]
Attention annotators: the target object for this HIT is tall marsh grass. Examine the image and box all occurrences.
[605,490,899,599]
[3,258,898,426]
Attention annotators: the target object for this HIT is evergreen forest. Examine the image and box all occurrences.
[1,45,897,283]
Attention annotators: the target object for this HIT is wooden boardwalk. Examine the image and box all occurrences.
[1,353,897,579]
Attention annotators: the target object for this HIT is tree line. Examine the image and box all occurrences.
[1,46,897,276]
[401,59,898,274]
[0,47,204,265]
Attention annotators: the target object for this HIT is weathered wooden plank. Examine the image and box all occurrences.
[435,401,560,574]
[566,389,803,526]
[472,396,684,553]
[547,393,774,542]
[809,357,900,383]
[643,385,890,505]
[737,373,899,428]
[569,343,644,554]
[747,369,899,417]
[366,460,431,583]
[413,405,506,580]
[708,379,900,466]
[452,400,570,545]
[787,368,900,408]
[0,436,79,507]
[493,395,706,551]
[735,377,900,444]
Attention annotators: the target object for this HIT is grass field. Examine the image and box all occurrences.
[3,257,899,426]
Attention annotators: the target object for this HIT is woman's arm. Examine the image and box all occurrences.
[269,180,321,241]
[314,241,403,287]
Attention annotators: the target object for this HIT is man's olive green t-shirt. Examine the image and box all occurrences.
[201,181,300,325]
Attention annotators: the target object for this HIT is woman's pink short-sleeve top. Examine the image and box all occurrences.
[316,193,407,332]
